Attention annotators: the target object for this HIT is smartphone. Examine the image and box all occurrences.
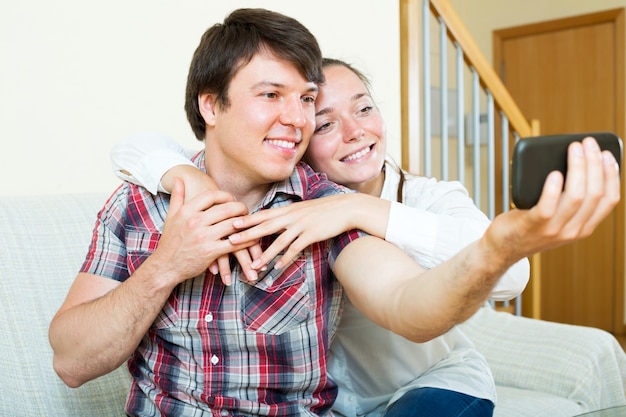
[510,131,623,209]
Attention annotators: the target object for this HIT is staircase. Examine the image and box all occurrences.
[400,0,542,317]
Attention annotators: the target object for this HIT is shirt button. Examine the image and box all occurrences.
[205,313,213,323]
[220,410,229,416]
[210,354,219,365]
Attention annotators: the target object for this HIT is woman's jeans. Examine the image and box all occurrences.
[384,387,495,417]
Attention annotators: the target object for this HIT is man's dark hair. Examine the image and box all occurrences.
[185,8,324,141]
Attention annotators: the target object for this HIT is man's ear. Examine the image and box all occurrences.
[198,93,217,126]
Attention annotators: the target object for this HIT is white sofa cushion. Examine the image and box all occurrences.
[461,305,626,416]
[0,193,131,417]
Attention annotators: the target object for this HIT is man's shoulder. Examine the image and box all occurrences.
[293,162,352,200]
[101,182,169,232]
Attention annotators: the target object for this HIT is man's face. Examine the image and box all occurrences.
[202,51,318,188]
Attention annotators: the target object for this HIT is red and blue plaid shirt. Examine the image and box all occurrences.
[81,153,363,416]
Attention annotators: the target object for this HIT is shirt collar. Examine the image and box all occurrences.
[191,150,310,211]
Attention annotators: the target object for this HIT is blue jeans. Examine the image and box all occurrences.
[384,387,494,417]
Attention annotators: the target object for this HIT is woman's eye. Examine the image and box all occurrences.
[359,105,373,114]
[263,92,278,99]
[302,96,316,104]
[314,122,332,134]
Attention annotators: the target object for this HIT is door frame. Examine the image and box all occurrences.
[493,8,625,334]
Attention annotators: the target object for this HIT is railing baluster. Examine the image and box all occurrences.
[471,68,480,208]
[439,17,448,180]
[487,91,495,220]
[423,0,432,177]
[419,0,535,316]
[456,42,464,183]
[501,114,510,213]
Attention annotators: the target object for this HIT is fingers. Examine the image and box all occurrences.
[533,170,564,220]
[233,249,257,283]
[532,137,620,244]
[249,232,301,271]
[187,189,237,213]
[560,138,604,235]
[247,243,264,263]
[579,149,621,235]
[231,210,288,241]
[216,255,233,286]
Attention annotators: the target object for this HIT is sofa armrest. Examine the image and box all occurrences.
[459,306,626,411]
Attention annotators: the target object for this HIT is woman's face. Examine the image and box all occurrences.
[304,64,386,191]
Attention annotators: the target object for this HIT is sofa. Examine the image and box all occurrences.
[1,192,625,417]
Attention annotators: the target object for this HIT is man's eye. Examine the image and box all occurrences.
[264,92,278,99]
[303,96,316,104]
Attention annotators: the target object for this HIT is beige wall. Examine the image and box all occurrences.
[1,1,400,196]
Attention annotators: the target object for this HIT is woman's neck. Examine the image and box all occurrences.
[349,169,385,197]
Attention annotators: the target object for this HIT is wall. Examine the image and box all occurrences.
[1,1,400,196]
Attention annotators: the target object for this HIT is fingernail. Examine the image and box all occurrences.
[603,152,619,169]
[229,233,240,243]
[209,264,219,275]
[247,270,258,282]
[250,259,261,269]
[572,143,584,156]
[585,137,600,151]
[233,219,244,228]
[274,261,283,270]
[223,274,232,286]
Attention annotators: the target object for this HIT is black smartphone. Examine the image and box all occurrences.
[510,131,623,209]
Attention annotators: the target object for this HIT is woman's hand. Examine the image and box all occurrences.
[229,193,391,271]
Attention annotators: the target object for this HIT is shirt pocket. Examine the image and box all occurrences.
[125,230,160,274]
[241,256,310,335]
[125,230,179,330]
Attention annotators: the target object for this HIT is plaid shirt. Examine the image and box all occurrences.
[81,153,363,416]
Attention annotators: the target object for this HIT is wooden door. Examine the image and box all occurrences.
[494,9,625,333]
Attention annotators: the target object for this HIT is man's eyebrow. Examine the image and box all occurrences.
[250,81,319,94]
[251,80,282,89]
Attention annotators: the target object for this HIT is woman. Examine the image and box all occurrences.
[111,58,529,416]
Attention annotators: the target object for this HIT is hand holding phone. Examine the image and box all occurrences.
[511,132,622,209]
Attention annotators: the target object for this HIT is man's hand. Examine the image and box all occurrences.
[161,165,264,285]
[152,178,256,285]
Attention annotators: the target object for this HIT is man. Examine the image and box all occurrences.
[49,8,620,417]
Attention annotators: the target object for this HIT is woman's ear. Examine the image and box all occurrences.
[198,93,217,126]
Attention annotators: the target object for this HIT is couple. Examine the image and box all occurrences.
[49,8,621,417]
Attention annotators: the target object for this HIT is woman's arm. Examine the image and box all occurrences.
[110,132,199,194]
[229,192,391,269]
[110,134,527,297]
[230,175,528,300]
[386,174,530,300]
[335,140,620,342]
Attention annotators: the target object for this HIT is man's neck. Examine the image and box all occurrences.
[203,154,271,213]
